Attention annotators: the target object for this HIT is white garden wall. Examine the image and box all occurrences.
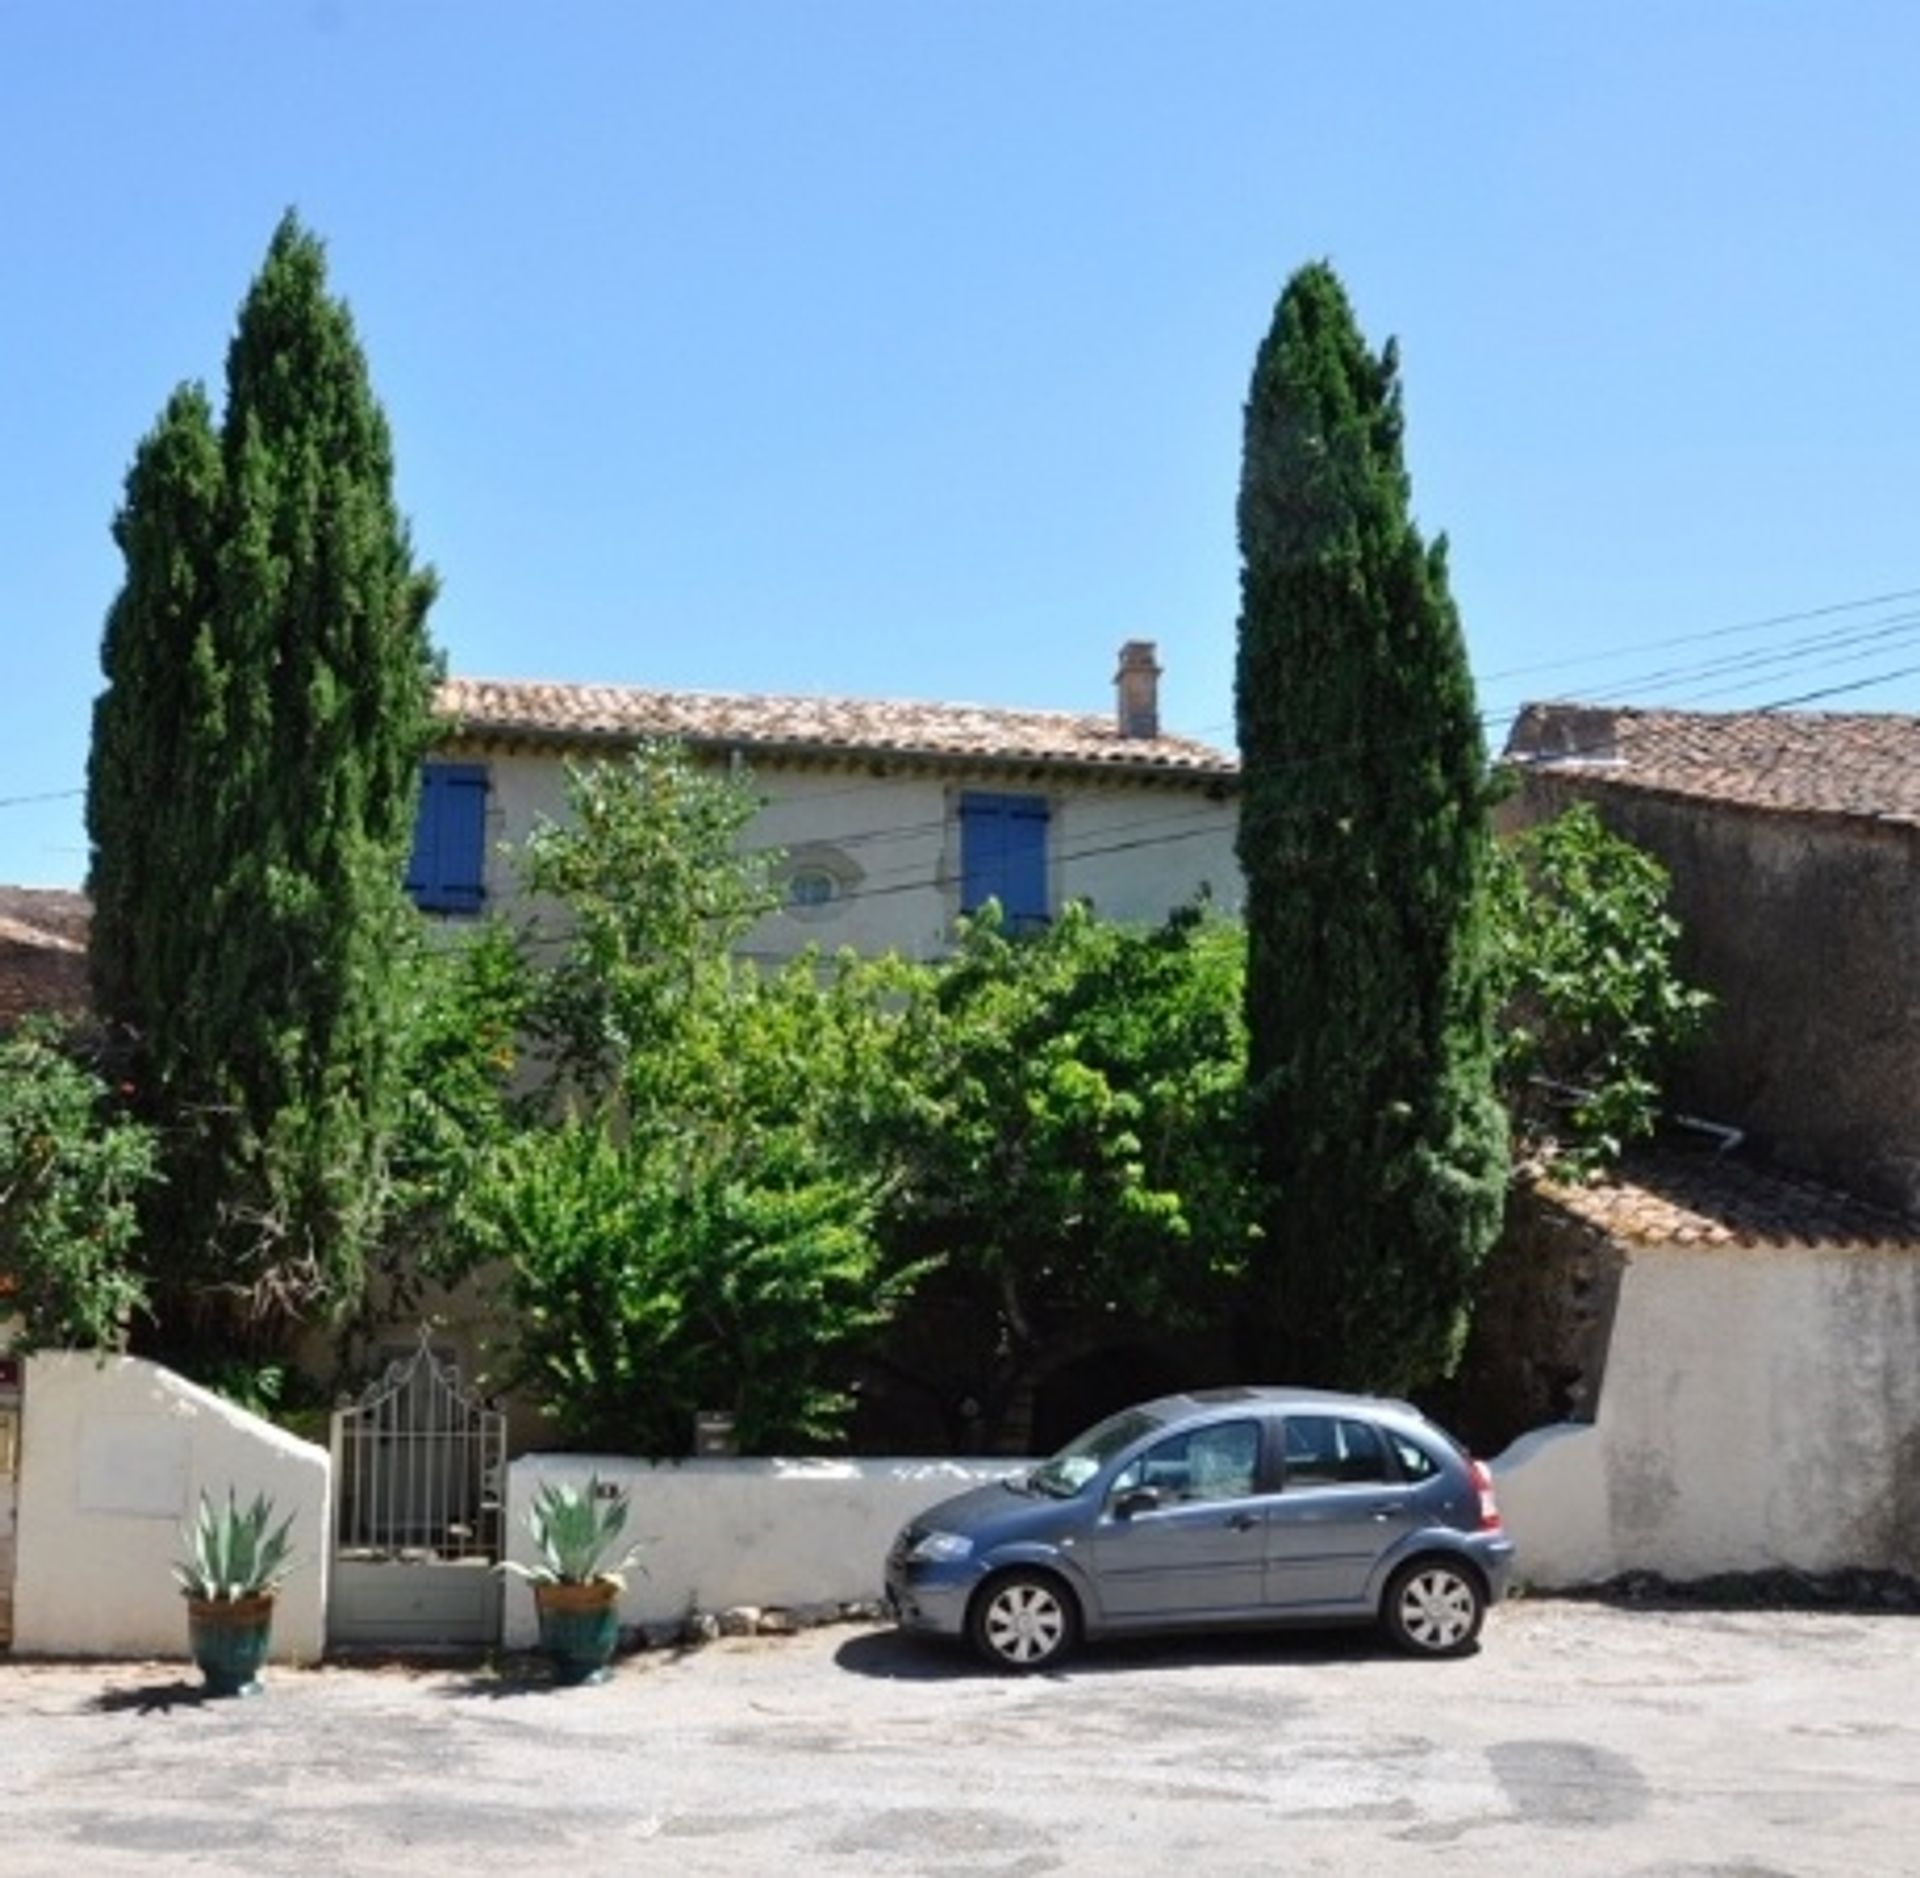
[1493,1241,1920,1587]
[503,1455,1023,1646]
[12,1353,329,1662]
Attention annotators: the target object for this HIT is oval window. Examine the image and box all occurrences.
[787,867,839,910]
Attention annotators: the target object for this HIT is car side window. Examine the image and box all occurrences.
[1282,1415,1390,1487]
[1111,1420,1260,1506]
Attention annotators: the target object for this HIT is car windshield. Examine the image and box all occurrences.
[1028,1406,1166,1499]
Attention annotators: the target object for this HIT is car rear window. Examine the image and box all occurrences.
[1387,1432,1442,1482]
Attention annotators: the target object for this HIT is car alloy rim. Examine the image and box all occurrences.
[985,1584,1065,1663]
[1399,1568,1475,1648]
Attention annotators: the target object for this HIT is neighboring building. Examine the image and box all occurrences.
[0,888,90,1032]
[1503,702,1920,1215]
[411,641,1242,962]
[1488,1144,1920,1587]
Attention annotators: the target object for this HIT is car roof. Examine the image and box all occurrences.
[1134,1385,1423,1423]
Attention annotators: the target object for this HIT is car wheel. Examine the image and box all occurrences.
[1382,1557,1486,1657]
[969,1571,1078,1672]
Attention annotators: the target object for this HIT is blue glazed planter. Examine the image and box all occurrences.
[187,1596,275,1697]
[535,1582,620,1686]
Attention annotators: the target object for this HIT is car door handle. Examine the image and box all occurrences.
[1369,1501,1407,1521]
[1225,1512,1261,1532]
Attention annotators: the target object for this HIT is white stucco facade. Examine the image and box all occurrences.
[12,1353,329,1662]
[449,745,1239,964]
[502,1454,1024,1644]
[1494,1241,1920,1587]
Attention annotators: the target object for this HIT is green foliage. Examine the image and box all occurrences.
[381,918,534,1291]
[172,1488,296,1602]
[466,750,916,1455]
[502,1475,647,1587]
[1490,804,1714,1173]
[85,211,441,1341]
[871,902,1253,1444]
[519,745,775,1106]
[0,1021,157,1350]
[1233,262,1507,1393]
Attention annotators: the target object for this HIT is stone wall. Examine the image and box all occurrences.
[1504,775,1920,1215]
[1443,1184,1626,1456]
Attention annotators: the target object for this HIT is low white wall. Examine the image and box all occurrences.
[503,1455,1023,1647]
[13,1353,329,1662]
[1493,1242,1920,1587]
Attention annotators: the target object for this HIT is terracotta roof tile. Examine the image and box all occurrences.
[0,889,91,1028]
[437,676,1238,781]
[1533,1150,1920,1251]
[1504,703,1920,827]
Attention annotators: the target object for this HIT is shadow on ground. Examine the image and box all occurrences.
[90,1678,222,1715]
[833,1621,1418,1683]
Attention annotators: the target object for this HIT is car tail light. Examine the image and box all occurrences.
[1469,1459,1503,1532]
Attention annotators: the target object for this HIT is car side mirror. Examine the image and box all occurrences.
[1113,1486,1162,1519]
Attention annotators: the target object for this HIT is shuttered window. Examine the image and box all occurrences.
[406,762,489,914]
[959,791,1050,929]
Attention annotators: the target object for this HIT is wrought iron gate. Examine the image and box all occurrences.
[328,1332,506,1649]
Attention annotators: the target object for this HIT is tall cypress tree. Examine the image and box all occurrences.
[87,212,440,1343]
[1233,262,1505,1393]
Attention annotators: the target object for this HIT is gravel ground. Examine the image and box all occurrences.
[3,1599,1918,1875]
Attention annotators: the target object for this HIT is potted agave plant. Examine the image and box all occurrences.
[503,1474,646,1685]
[173,1488,297,1698]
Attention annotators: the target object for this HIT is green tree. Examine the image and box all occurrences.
[465,747,919,1453]
[1233,262,1506,1393]
[0,1022,158,1350]
[871,902,1252,1449]
[1490,803,1713,1173]
[85,212,440,1343]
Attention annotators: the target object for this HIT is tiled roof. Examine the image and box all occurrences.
[1505,703,1920,828]
[1534,1150,1920,1251]
[436,676,1238,781]
[0,886,91,947]
[0,888,90,1028]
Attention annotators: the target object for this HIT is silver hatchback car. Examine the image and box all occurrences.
[885,1386,1514,1671]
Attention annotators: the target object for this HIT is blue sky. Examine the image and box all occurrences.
[4,3,1918,887]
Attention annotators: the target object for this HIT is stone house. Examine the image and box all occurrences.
[1501,702,1920,1215]
[409,640,1240,957]
[1488,701,1920,1586]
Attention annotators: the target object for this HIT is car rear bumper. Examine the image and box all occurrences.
[1477,1535,1518,1601]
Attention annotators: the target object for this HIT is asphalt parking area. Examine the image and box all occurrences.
[3,1599,1917,1875]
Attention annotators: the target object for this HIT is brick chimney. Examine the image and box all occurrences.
[1115,639,1161,740]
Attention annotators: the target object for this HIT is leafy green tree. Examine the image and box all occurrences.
[1233,262,1506,1393]
[465,747,918,1453]
[0,1022,157,1350]
[85,212,440,1342]
[871,902,1253,1449]
[376,918,534,1304]
[1490,803,1714,1173]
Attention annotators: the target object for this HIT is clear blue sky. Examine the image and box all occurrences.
[5,3,1918,887]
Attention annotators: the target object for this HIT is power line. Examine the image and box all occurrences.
[0,787,82,812]
[1474,584,1920,687]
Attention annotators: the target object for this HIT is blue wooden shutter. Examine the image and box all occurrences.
[407,762,489,913]
[960,792,1050,927]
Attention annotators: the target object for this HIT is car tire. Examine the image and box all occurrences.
[968,1570,1079,1673]
[1381,1556,1486,1657]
